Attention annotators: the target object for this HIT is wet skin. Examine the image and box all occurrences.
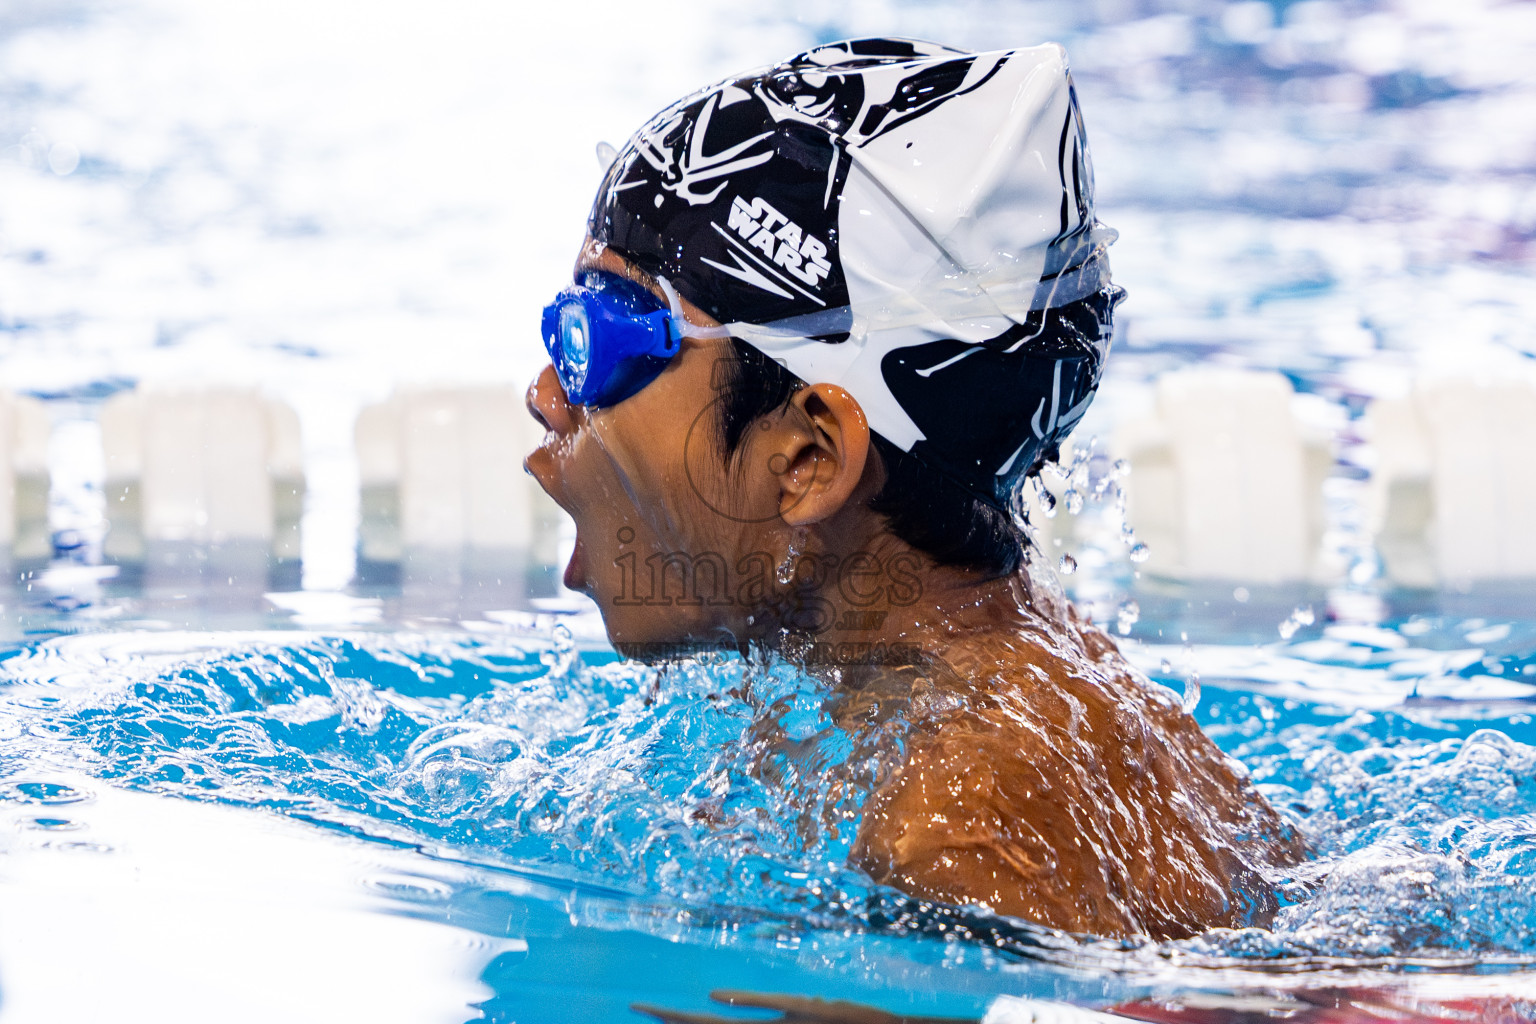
[525,243,1305,939]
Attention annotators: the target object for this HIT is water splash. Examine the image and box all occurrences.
[1204,702,1536,959]
[1116,599,1140,636]
[1181,672,1201,714]
[1,630,1534,967]
[1279,605,1317,640]
[1033,476,1058,518]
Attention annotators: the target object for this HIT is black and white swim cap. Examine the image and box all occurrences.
[590,37,1118,508]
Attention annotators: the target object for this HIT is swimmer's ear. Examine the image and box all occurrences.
[772,384,872,526]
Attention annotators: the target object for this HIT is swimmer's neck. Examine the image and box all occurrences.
[762,525,1040,667]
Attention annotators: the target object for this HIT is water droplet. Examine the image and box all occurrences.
[48,142,79,176]
[1349,551,1379,586]
[1182,672,1202,714]
[1116,599,1140,636]
[1058,553,1078,576]
[1035,479,1058,519]
[1128,543,1150,564]
[1113,458,1130,478]
[1233,586,1250,604]
[1278,604,1315,640]
[1064,489,1084,515]
[551,621,574,653]
[541,621,580,678]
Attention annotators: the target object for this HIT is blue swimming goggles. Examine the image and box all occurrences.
[540,270,733,407]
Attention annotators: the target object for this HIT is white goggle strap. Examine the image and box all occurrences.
[657,276,734,343]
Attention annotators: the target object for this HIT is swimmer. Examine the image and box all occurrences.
[524,38,1304,940]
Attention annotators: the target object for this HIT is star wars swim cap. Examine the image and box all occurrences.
[589,37,1118,508]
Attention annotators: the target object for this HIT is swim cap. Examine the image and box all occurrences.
[589,37,1117,508]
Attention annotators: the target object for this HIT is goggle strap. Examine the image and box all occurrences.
[657,276,735,346]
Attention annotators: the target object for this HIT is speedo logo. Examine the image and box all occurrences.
[725,196,832,288]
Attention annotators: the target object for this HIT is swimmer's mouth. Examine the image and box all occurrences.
[564,534,587,592]
[522,447,589,594]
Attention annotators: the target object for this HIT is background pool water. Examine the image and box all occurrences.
[3,0,1536,1020]
[3,0,1534,591]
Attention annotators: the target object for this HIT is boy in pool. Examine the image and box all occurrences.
[524,38,1302,939]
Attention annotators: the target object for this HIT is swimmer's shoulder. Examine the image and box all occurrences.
[846,637,1143,929]
[848,696,1143,934]
[850,613,1301,936]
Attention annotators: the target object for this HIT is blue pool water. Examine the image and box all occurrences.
[2,612,1535,1020]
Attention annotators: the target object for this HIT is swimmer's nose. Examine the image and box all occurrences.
[526,363,573,436]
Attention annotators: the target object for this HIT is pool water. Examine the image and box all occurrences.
[4,0,1536,1019]
[1,609,1534,1021]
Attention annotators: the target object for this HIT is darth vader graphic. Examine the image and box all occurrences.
[591,38,997,327]
[881,290,1116,501]
[588,37,1117,506]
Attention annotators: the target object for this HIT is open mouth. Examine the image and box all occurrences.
[563,532,586,592]
[522,447,589,595]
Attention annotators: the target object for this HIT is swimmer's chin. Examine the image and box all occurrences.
[608,629,747,664]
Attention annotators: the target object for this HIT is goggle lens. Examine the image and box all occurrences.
[555,302,591,393]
